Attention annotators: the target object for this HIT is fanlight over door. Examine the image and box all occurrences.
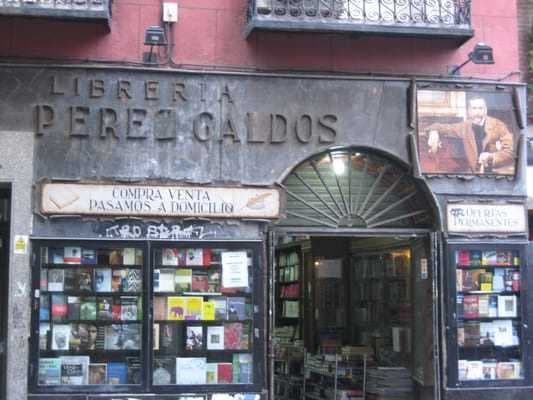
[277,149,434,229]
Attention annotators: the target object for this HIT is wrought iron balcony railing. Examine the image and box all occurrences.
[0,0,111,26]
[246,0,473,42]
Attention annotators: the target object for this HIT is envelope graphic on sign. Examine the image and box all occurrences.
[48,188,80,210]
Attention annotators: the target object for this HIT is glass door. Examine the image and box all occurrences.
[446,242,528,387]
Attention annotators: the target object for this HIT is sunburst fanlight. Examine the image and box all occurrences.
[277,149,434,229]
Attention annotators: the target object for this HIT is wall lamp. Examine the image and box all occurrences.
[143,26,167,64]
[448,43,495,76]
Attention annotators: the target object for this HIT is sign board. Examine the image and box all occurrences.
[41,183,280,219]
[446,203,526,234]
[13,235,28,255]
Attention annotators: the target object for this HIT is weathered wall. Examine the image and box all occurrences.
[0,0,521,79]
[0,130,35,400]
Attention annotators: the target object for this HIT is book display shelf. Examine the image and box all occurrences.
[276,246,302,325]
[31,241,263,394]
[303,350,367,400]
[152,246,254,386]
[350,249,412,367]
[36,244,145,387]
[448,243,527,386]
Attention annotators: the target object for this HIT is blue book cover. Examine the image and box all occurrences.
[107,362,127,384]
[81,249,97,265]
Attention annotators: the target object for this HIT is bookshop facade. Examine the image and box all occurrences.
[0,65,531,400]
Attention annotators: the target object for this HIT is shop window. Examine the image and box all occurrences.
[151,246,255,386]
[30,241,263,394]
[446,243,526,386]
[35,244,145,387]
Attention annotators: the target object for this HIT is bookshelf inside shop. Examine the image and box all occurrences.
[272,238,419,400]
[350,250,412,369]
[303,348,368,400]
[33,242,262,392]
[449,245,525,385]
[276,246,302,326]
[36,245,145,387]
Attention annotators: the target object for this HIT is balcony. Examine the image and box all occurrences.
[0,0,111,26]
[246,0,473,43]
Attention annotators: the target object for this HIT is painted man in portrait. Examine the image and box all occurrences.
[422,96,514,174]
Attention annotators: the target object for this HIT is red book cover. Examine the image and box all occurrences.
[217,363,233,384]
[191,275,209,292]
[185,249,212,267]
[512,271,521,292]
[112,304,121,321]
[463,295,479,319]
[51,304,68,319]
[224,322,243,350]
[458,250,470,266]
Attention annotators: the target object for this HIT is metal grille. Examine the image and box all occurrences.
[253,0,470,26]
[277,149,434,229]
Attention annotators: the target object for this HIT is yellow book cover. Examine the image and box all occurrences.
[167,296,187,320]
[480,283,492,292]
[203,301,216,321]
[185,296,203,321]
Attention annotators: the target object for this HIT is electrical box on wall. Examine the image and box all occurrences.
[163,2,178,22]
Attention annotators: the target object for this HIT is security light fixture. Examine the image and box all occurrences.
[145,26,167,46]
[449,42,495,76]
[143,26,167,64]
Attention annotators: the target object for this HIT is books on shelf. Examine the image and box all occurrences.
[48,270,65,292]
[224,322,249,350]
[88,363,107,385]
[60,356,89,385]
[497,295,517,318]
[232,353,253,384]
[38,358,62,385]
[456,250,519,267]
[159,323,181,354]
[104,324,141,350]
[154,296,167,321]
[94,268,112,292]
[161,248,212,266]
[203,301,215,321]
[64,247,82,264]
[217,362,233,384]
[154,269,176,292]
[175,269,193,292]
[463,295,479,319]
[206,363,218,384]
[81,249,97,265]
[107,361,127,384]
[459,359,521,380]
[227,297,247,321]
[185,326,204,351]
[52,324,71,350]
[207,326,225,350]
[153,357,175,385]
[176,357,207,385]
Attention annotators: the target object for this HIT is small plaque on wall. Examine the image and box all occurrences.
[446,203,526,234]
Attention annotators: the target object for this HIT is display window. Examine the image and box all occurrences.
[446,243,528,387]
[30,241,264,394]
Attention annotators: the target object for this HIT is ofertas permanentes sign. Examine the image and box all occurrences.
[446,204,526,233]
[41,183,280,218]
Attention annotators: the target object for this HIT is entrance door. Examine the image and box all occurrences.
[0,188,10,400]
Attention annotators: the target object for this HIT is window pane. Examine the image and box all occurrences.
[37,246,144,386]
[455,249,523,381]
[152,247,254,386]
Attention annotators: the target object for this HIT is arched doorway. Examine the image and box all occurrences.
[270,148,440,400]
[277,147,437,231]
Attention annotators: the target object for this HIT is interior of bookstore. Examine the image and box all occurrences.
[272,235,434,400]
